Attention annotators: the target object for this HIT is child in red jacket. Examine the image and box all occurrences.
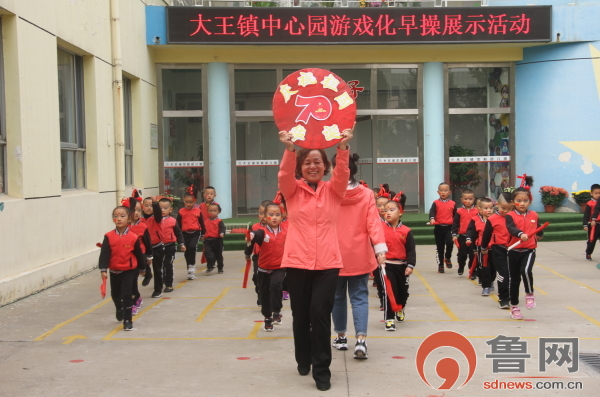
[382,194,416,332]
[429,183,457,273]
[466,197,494,295]
[451,189,477,276]
[177,185,202,280]
[245,202,288,331]
[125,197,153,315]
[505,187,544,320]
[583,184,600,260]
[98,206,145,331]
[201,203,226,273]
[158,198,185,292]
[250,200,270,306]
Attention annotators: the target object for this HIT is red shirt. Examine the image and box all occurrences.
[430,199,456,225]
[483,213,510,248]
[453,206,477,235]
[130,221,150,254]
[506,210,541,250]
[105,230,139,271]
[256,224,289,270]
[178,207,202,232]
[251,222,265,255]
[203,217,224,239]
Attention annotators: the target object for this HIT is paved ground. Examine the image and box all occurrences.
[1,241,599,396]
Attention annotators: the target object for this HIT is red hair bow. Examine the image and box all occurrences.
[359,180,369,188]
[392,191,405,212]
[186,184,197,198]
[131,188,143,201]
[517,174,529,190]
[377,185,390,198]
[273,191,283,205]
[120,197,135,208]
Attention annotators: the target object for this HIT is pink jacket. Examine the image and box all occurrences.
[337,184,387,276]
[278,147,350,270]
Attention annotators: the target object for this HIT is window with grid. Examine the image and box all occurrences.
[123,76,133,186]
[0,20,5,194]
[58,48,86,189]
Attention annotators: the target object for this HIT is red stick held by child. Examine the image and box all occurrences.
[242,229,252,288]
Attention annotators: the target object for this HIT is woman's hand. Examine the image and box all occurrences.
[279,131,295,152]
[338,122,355,151]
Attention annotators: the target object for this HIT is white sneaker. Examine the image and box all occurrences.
[354,340,368,359]
[187,266,196,280]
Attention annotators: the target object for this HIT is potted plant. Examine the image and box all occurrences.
[572,190,592,212]
[539,186,568,212]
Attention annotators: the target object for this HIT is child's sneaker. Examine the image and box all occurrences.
[332,336,348,351]
[187,266,196,280]
[131,305,138,316]
[458,265,464,276]
[218,268,224,274]
[379,304,384,311]
[263,318,274,332]
[123,320,133,331]
[135,298,143,309]
[395,309,405,322]
[525,293,536,309]
[206,266,214,273]
[142,273,152,287]
[151,290,162,298]
[482,288,490,296]
[282,291,290,300]
[272,313,282,325]
[438,266,445,273]
[116,308,124,322]
[586,254,592,261]
[498,300,510,309]
[385,320,396,331]
[510,306,523,320]
[164,286,174,293]
[444,258,453,269]
[354,340,368,359]
[257,298,261,307]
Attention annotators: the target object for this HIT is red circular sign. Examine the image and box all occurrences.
[272,68,357,149]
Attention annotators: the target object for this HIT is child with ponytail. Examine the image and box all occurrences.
[177,185,203,280]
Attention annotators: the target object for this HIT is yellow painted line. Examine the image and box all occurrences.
[536,263,600,293]
[534,286,548,296]
[174,280,189,289]
[164,297,217,299]
[195,287,232,322]
[247,322,262,339]
[566,306,600,328]
[62,335,87,345]
[103,297,166,340]
[96,335,600,341]
[33,299,113,341]
[413,269,459,321]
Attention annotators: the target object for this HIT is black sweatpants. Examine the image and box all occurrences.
[110,269,136,322]
[492,245,509,302]
[456,235,475,271]
[286,267,339,385]
[151,245,165,294]
[183,231,200,267]
[204,238,224,270]
[131,267,140,302]
[434,225,453,268]
[257,268,286,319]
[508,249,536,306]
[372,267,385,308]
[381,263,409,321]
[477,247,496,289]
[585,226,600,255]
[163,243,176,288]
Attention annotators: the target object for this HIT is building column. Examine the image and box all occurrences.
[422,62,445,209]
[207,62,232,219]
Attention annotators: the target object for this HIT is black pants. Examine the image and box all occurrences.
[286,267,339,385]
[257,268,286,319]
[434,225,453,267]
[183,231,200,266]
[372,267,385,307]
[252,254,260,296]
[457,235,475,271]
[586,226,600,255]
[131,267,140,302]
[110,269,136,322]
[204,238,224,270]
[477,247,496,289]
[381,263,409,321]
[508,249,536,306]
[163,243,176,288]
[492,245,509,302]
[151,245,165,293]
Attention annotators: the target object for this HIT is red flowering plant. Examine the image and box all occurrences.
[539,186,568,206]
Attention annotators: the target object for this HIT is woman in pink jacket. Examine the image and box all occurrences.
[330,153,387,360]
[278,128,353,392]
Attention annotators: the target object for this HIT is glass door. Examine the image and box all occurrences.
[374,116,420,211]
[235,119,284,215]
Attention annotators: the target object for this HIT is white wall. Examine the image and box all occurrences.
[0,0,158,306]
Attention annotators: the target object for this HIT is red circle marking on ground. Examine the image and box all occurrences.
[162,297,171,299]
[70,360,84,363]
[237,357,251,360]
[391,356,406,359]
[524,318,536,321]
